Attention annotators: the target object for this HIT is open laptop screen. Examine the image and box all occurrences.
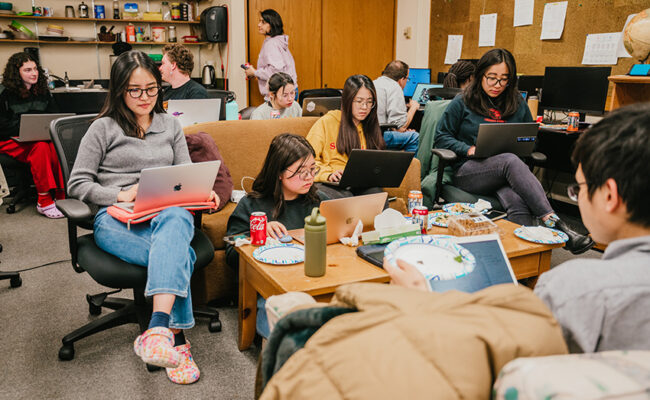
[403,68,431,97]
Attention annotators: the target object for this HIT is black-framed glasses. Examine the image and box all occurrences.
[286,166,320,181]
[567,182,587,202]
[126,86,161,99]
[483,75,509,87]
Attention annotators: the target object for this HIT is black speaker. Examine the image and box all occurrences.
[201,6,228,43]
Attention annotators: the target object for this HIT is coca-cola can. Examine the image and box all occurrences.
[411,206,429,234]
[250,212,267,246]
[407,190,423,215]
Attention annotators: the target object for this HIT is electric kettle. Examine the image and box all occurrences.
[202,63,215,87]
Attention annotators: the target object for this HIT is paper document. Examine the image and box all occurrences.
[617,14,637,58]
[540,1,568,40]
[582,32,621,65]
[514,0,534,27]
[444,35,463,64]
[479,13,497,47]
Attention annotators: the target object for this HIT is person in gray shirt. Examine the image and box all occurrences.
[68,51,218,385]
[251,72,301,120]
[373,60,419,152]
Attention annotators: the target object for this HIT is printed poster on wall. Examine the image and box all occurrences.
[540,1,568,40]
[479,13,497,47]
[444,35,463,65]
[514,0,534,27]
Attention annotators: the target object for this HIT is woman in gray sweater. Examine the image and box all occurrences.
[68,51,217,385]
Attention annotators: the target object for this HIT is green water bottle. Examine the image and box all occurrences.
[304,207,326,277]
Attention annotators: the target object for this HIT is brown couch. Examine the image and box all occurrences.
[183,117,421,304]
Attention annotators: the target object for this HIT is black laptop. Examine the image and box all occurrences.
[325,149,414,189]
[473,123,539,158]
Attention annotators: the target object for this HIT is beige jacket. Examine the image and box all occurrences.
[261,283,568,400]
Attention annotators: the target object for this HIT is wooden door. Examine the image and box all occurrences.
[321,0,396,89]
[247,0,322,107]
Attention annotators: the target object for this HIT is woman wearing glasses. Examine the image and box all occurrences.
[436,48,592,254]
[306,74,386,200]
[251,72,302,120]
[68,51,219,384]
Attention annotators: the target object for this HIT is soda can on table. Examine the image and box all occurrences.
[411,206,429,234]
[407,190,423,215]
[250,212,267,246]
[567,111,580,132]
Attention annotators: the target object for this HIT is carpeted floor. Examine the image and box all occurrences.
[0,198,601,399]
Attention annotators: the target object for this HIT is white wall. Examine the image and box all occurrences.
[395,0,431,68]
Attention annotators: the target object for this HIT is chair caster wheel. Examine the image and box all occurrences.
[209,319,222,333]
[10,275,22,288]
[6,204,15,214]
[88,303,102,316]
[59,344,75,360]
[146,363,162,372]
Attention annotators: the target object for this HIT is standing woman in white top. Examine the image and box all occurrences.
[244,9,298,101]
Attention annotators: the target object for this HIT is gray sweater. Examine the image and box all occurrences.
[68,113,191,206]
[250,101,302,120]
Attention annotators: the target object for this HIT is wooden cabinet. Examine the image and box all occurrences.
[608,75,650,110]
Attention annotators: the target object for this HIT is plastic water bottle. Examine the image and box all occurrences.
[304,207,326,277]
[225,99,239,121]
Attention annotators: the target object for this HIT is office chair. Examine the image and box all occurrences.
[297,88,342,109]
[0,171,22,287]
[50,114,221,362]
[426,87,462,101]
[0,153,32,214]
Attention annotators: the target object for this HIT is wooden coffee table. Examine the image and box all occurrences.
[235,218,563,350]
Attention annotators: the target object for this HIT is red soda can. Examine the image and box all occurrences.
[407,190,423,216]
[411,206,429,234]
[250,212,267,245]
[567,111,580,132]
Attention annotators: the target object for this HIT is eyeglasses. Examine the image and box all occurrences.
[126,86,161,99]
[567,182,587,202]
[352,99,375,109]
[286,166,320,181]
[483,75,509,87]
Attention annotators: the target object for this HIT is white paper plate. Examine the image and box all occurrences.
[514,226,568,244]
[384,235,476,281]
[252,243,304,265]
[428,211,451,228]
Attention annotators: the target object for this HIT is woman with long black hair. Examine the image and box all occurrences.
[436,48,593,254]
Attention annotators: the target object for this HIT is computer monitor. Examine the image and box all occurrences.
[540,67,611,115]
[403,68,431,97]
[517,75,544,97]
[437,72,447,84]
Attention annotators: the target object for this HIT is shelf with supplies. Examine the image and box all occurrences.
[0,14,201,25]
[0,38,207,45]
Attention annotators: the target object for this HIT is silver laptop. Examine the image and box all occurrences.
[13,113,75,142]
[113,160,220,213]
[290,192,388,244]
[473,123,539,158]
[167,98,221,127]
[302,97,341,117]
[412,83,443,108]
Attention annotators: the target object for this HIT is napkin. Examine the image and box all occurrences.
[473,198,493,212]
[339,220,364,247]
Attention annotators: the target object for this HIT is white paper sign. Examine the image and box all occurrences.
[444,35,463,64]
[514,0,534,27]
[479,13,497,47]
[540,1,568,40]
[617,14,637,58]
[582,32,621,65]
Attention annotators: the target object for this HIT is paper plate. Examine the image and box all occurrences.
[252,243,304,265]
[514,226,568,244]
[442,202,488,215]
[384,235,476,281]
[428,211,451,228]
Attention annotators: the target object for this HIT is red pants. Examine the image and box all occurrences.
[0,139,64,194]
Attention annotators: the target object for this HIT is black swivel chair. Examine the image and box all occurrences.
[0,167,22,287]
[50,115,221,362]
[426,87,462,101]
[298,88,342,109]
[0,154,32,214]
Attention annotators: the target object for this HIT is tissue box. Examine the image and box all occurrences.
[362,223,421,245]
[448,213,500,236]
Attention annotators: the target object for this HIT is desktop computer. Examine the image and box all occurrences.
[517,75,544,97]
[403,68,431,97]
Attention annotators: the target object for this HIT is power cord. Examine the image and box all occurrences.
[0,258,70,273]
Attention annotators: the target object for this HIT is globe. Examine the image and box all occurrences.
[624,8,650,63]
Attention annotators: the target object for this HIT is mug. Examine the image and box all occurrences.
[65,5,75,18]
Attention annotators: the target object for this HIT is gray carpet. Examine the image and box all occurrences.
[0,200,601,398]
[0,202,260,399]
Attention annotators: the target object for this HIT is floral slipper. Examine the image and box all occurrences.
[166,341,200,384]
[36,203,64,219]
[133,327,181,369]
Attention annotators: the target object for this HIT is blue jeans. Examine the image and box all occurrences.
[383,130,419,153]
[453,153,553,226]
[94,207,197,329]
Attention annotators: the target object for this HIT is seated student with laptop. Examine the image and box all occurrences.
[251,72,302,120]
[435,48,592,254]
[373,60,420,153]
[68,51,218,385]
[159,43,208,101]
[0,52,66,218]
[306,74,388,201]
